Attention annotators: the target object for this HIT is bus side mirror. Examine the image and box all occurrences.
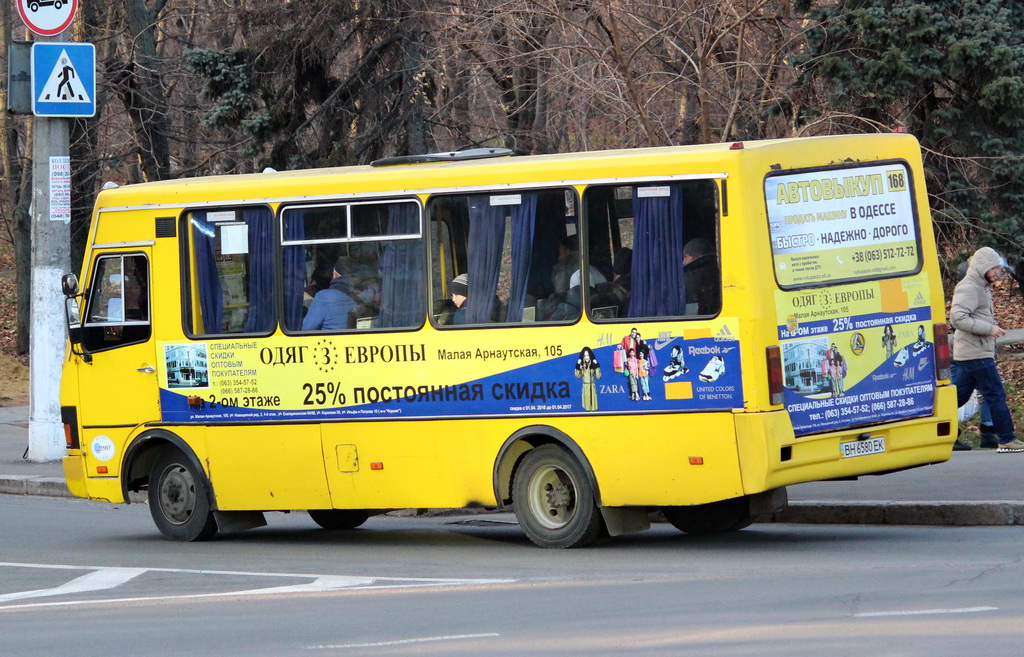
[65,297,82,332]
[62,274,91,362]
[62,273,79,297]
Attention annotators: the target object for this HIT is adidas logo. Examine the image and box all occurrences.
[714,325,734,341]
[913,292,926,305]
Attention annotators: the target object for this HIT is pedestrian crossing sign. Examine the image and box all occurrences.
[31,42,95,118]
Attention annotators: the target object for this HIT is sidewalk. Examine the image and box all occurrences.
[1,405,1022,526]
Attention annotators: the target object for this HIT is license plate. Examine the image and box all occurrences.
[840,436,886,458]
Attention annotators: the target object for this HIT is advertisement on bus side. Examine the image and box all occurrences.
[157,320,745,423]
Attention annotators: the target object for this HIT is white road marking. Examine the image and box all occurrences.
[0,567,146,603]
[305,633,500,650]
[232,575,377,595]
[0,561,515,611]
[854,606,998,617]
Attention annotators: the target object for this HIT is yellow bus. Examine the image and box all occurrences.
[60,134,958,548]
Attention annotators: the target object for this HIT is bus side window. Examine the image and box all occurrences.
[280,200,424,332]
[583,181,721,320]
[185,206,275,336]
[429,189,579,326]
[81,253,151,352]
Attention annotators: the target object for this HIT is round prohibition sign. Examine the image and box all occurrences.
[17,0,78,36]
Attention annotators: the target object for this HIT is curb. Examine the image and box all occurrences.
[0,475,71,498]
[773,500,1024,526]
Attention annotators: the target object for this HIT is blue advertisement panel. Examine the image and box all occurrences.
[776,276,936,435]
[158,321,745,423]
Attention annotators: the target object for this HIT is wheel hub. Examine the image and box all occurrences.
[528,465,576,529]
[545,481,571,511]
[158,465,196,525]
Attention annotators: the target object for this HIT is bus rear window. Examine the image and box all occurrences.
[765,162,921,288]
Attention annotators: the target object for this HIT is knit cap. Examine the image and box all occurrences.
[450,273,468,297]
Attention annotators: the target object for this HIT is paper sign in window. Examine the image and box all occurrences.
[220,223,249,255]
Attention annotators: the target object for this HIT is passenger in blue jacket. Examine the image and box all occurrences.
[301,257,357,331]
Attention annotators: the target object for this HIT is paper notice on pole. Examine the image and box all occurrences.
[49,156,71,223]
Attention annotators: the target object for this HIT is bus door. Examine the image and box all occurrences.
[72,250,158,462]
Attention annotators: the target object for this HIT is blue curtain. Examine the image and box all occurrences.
[628,185,687,317]
[243,207,274,333]
[466,195,505,323]
[192,212,223,334]
[282,211,306,331]
[505,193,538,322]
[379,203,425,327]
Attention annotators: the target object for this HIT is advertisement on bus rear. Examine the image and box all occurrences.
[774,274,935,435]
[157,319,745,423]
[766,162,920,288]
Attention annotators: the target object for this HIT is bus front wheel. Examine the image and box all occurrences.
[308,509,369,530]
[148,448,218,541]
[513,445,604,548]
[661,496,754,535]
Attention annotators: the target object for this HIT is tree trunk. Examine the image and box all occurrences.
[1,4,33,355]
[116,0,171,181]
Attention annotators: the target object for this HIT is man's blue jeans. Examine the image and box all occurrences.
[953,358,1016,442]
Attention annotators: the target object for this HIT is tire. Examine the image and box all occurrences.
[661,496,753,535]
[148,448,218,541]
[512,444,604,548]
[308,509,369,530]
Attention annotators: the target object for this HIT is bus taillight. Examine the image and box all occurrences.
[934,323,951,380]
[60,405,79,450]
[766,346,784,405]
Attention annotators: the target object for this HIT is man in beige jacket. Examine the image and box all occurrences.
[950,247,1024,453]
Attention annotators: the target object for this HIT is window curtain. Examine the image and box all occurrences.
[243,207,274,333]
[505,192,538,322]
[192,212,223,334]
[282,212,306,331]
[466,195,505,323]
[379,203,425,327]
[627,185,687,317]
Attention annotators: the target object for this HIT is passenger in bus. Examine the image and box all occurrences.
[300,257,357,331]
[610,247,632,315]
[682,238,720,315]
[449,273,469,325]
[104,274,124,322]
[551,235,579,297]
[303,266,334,308]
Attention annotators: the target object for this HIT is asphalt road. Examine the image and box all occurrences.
[3,495,1024,657]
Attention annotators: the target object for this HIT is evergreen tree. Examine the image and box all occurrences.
[794,0,1024,278]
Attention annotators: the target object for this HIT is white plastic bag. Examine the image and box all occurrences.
[958,390,979,423]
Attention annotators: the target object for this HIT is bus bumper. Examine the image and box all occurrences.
[62,453,89,498]
[736,384,958,493]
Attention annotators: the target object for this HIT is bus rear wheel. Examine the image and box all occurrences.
[513,445,604,549]
[661,496,754,535]
[308,509,369,530]
[148,448,218,541]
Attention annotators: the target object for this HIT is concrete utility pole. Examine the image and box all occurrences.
[26,108,71,461]
[17,1,78,460]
